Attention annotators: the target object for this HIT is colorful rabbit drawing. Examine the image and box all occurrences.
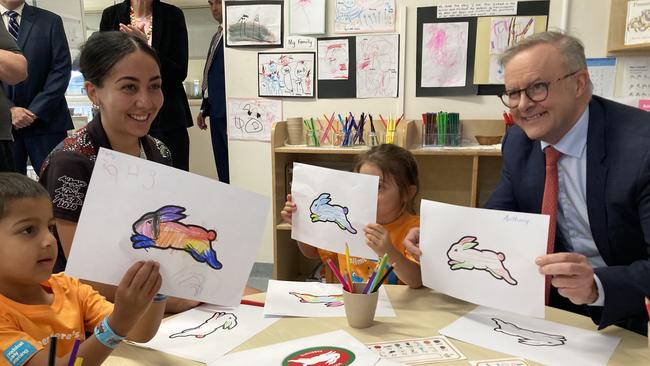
[169,312,238,339]
[289,292,344,307]
[130,205,222,270]
[492,318,567,346]
[446,236,517,285]
[309,193,357,234]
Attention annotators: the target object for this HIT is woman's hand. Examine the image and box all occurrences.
[119,23,148,42]
[364,223,394,257]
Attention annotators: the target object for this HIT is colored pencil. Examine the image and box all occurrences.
[67,339,81,366]
[326,258,349,291]
[369,254,388,294]
[345,243,353,289]
[240,299,265,307]
[645,297,650,318]
[371,265,395,293]
[48,336,57,366]
[362,271,378,294]
[73,357,84,366]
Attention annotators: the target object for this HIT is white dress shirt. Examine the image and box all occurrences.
[0,3,25,32]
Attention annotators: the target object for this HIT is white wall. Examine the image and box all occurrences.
[223,0,612,264]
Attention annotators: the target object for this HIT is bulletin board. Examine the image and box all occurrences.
[416,1,549,97]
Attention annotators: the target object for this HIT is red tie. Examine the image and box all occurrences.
[541,146,561,305]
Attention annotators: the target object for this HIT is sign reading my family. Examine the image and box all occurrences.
[65,148,269,307]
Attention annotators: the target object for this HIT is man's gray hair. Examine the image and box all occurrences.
[499,31,587,72]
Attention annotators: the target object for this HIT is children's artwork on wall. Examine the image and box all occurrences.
[420,22,469,88]
[289,0,326,35]
[419,199,547,318]
[258,52,315,98]
[356,34,399,98]
[65,148,269,307]
[138,303,279,363]
[439,306,621,366]
[208,330,381,365]
[264,280,395,318]
[224,0,283,47]
[487,16,535,83]
[227,97,282,141]
[318,38,350,80]
[290,163,378,259]
[334,0,396,34]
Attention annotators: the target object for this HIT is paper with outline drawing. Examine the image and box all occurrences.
[334,0,395,34]
[227,97,281,141]
[356,34,399,98]
[420,199,547,318]
[421,22,468,87]
[135,303,278,363]
[264,280,395,318]
[291,163,378,259]
[65,148,269,307]
[440,306,621,366]
[318,38,350,80]
[289,0,326,35]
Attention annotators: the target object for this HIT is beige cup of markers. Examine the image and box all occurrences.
[286,117,304,145]
[342,282,378,329]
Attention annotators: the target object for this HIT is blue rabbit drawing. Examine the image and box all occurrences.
[309,193,357,234]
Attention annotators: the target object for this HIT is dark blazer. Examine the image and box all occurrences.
[486,95,650,333]
[5,3,73,136]
[99,0,192,132]
[200,35,225,120]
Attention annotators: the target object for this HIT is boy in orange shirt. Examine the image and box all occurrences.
[0,173,165,365]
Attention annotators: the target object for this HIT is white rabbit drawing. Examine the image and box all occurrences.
[168,312,237,339]
[446,236,518,285]
[492,318,567,346]
[309,193,357,234]
[287,350,341,365]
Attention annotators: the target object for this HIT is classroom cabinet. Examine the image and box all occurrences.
[271,120,504,281]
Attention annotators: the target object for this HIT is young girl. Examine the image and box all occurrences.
[0,173,164,365]
[282,144,422,288]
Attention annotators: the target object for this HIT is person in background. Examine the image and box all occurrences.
[197,0,229,183]
[0,24,26,172]
[0,0,73,176]
[100,0,193,172]
[405,32,650,335]
[282,144,422,288]
[40,31,200,313]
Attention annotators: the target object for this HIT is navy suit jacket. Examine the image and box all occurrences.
[100,0,192,132]
[486,95,650,333]
[200,36,225,120]
[6,3,72,136]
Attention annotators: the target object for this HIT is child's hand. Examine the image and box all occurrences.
[403,227,421,261]
[364,223,394,257]
[109,260,162,336]
[280,194,297,224]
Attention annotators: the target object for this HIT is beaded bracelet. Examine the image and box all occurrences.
[153,293,168,302]
[94,316,126,349]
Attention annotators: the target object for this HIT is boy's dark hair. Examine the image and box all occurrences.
[353,144,420,214]
[80,31,161,87]
[0,173,50,219]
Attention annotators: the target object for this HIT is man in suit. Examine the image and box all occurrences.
[406,32,650,335]
[197,0,229,183]
[0,0,73,176]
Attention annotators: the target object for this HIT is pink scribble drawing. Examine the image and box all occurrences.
[289,292,344,307]
[356,35,398,97]
[421,22,468,88]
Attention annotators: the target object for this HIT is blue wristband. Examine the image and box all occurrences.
[94,316,126,349]
[153,293,168,302]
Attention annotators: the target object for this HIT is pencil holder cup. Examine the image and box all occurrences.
[333,130,344,147]
[286,117,304,145]
[342,282,378,329]
[305,130,319,147]
[367,132,380,147]
[383,129,397,145]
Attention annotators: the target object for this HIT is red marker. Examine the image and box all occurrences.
[240,299,265,307]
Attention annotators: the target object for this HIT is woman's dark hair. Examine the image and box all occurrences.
[79,31,161,87]
[353,144,420,214]
[0,173,50,219]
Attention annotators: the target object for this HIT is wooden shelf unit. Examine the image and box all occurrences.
[271,120,504,281]
[607,0,650,55]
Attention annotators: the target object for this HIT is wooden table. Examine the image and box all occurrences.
[104,286,650,365]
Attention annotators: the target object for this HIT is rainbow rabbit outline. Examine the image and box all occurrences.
[289,292,344,307]
[446,235,517,285]
[309,192,357,234]
[130,205,223,270]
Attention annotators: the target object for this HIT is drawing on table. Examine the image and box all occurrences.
[289,292,345,307]
[420,22,468,88]
[492,318,567,346]
[446,236,518,285]
[130,205,223,270]
[309,193,357,234]
[169,312,238,339]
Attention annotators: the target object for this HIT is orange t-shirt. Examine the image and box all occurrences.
[0,273,113,365]
[318,212,420,285]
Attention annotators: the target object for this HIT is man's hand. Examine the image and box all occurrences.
[536,252,598,305]
[11,107,36,129]
[197,114,208,130]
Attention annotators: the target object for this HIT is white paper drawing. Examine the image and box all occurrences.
[264,280,395,318]
[440,306,621,366]
[419,200,547,318]
[227,98,281,141]
[334,0,396,33]
[421,22,468,88]
[65,149,269,307]
[258,52,315,97]
[291,163,379,259]
[225,2,282,47]
[318,38,350,80]
[356,34,399,98]
[625,1,650,46]
[209,330,381,365]
[289,0,326,35]
[136,304,278,363]
[489,17,535,54]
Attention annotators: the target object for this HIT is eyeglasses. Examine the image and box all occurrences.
[498,70,579,108]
